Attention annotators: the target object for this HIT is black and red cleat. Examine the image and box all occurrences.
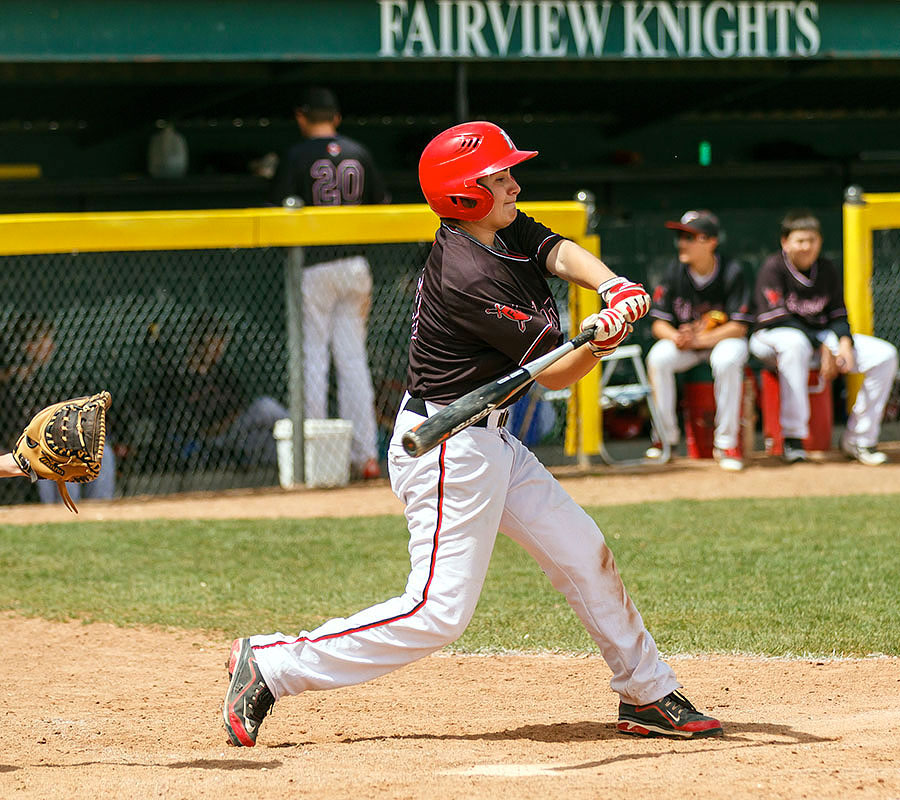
[617,690,723,739]
[223,638,275,747]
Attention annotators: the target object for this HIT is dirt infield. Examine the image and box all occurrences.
[2,451,900,799]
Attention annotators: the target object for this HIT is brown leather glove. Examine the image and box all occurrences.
[13,391,112,513]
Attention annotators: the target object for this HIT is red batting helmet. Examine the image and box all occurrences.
[418,121,538,221]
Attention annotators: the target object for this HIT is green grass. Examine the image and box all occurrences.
[1,494,898,657]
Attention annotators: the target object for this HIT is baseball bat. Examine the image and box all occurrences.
[401,327,596,457]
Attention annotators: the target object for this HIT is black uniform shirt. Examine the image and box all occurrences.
[407,211,564,405]
[649,255,753,327]
[271,134,388,207]
[270,134,389,265]
[753,251,851,344]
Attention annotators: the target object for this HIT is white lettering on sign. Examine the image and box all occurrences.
[404,1,438,54]
[379,0,406,56]
[795,1,820,55]
[770,1,794,56]
[486,1,520,56]
[657,2,686,56]
[568,2,614,56]
[623,1,656,56]
[439,1,454,53]
[458,0,491,55]
[377,1,820,59]
[703,1,736,58]
[539,2,568,57]
[737,2,767,57]
[521,0,536,56]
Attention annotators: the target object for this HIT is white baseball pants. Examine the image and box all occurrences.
[646,337,749,450]
[250,395,680,706]
[749,328,898,446]
[301,255,378,467]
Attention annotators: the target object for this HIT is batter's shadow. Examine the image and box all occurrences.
[26,758,280,772]
[332,719,833,748]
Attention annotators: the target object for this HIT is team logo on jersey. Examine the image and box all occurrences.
[327,141,342,157]
[486,303,531,332]
[653,285,665,303]
[673,298,693,323]
[537,297,560,330]
[764,288,782,307]
[786,293,827,316]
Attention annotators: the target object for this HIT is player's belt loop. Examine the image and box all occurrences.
[403,396,508,429]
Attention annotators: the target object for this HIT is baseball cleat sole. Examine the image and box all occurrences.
[617,719,723,738]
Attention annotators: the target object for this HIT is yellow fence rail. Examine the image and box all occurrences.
[0,202,588,255]
[842,189,900,405]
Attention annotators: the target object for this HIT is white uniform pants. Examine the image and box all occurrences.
[302,255,378,467]
[749,328,898,446]
[250,396,679,706]
[646,337,749,450]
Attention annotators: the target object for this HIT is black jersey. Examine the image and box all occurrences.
[407,211,564,405]
[649,255,752,327]
[271,134,388,207]
[753,251,851,343]
[270,134,389,265]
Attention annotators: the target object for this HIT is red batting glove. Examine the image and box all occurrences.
[597,277,651,323]
[581,307,630,358]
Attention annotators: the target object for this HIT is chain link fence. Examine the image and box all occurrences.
[872,228,900,349]
[0,238,577,505]
[872,227,900,422]
[0,247,286,504]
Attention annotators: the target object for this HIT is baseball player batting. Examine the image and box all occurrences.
[224,121,723,746]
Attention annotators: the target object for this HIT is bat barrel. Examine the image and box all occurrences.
[401,430,425,457]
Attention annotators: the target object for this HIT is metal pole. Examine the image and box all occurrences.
[455,62,469,122]
[284,246,305,484]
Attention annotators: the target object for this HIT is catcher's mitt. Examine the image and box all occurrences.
[13,391,112,513]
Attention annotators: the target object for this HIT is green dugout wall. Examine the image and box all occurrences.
[3,2,900,205]
[1,1,899,277]
[4,1,900,61]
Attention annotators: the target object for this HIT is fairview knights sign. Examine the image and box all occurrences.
[379,1,824,59]
[3,0,899,61]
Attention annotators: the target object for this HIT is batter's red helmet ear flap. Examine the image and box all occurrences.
[418,121,538,221]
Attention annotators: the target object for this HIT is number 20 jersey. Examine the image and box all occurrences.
[270,134,389,265]
[271,134,388,208]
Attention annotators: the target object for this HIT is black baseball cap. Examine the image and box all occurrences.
[665,210,720,237]
[297,87,340,114]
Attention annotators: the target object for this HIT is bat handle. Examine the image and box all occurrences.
[568,327,597,352]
